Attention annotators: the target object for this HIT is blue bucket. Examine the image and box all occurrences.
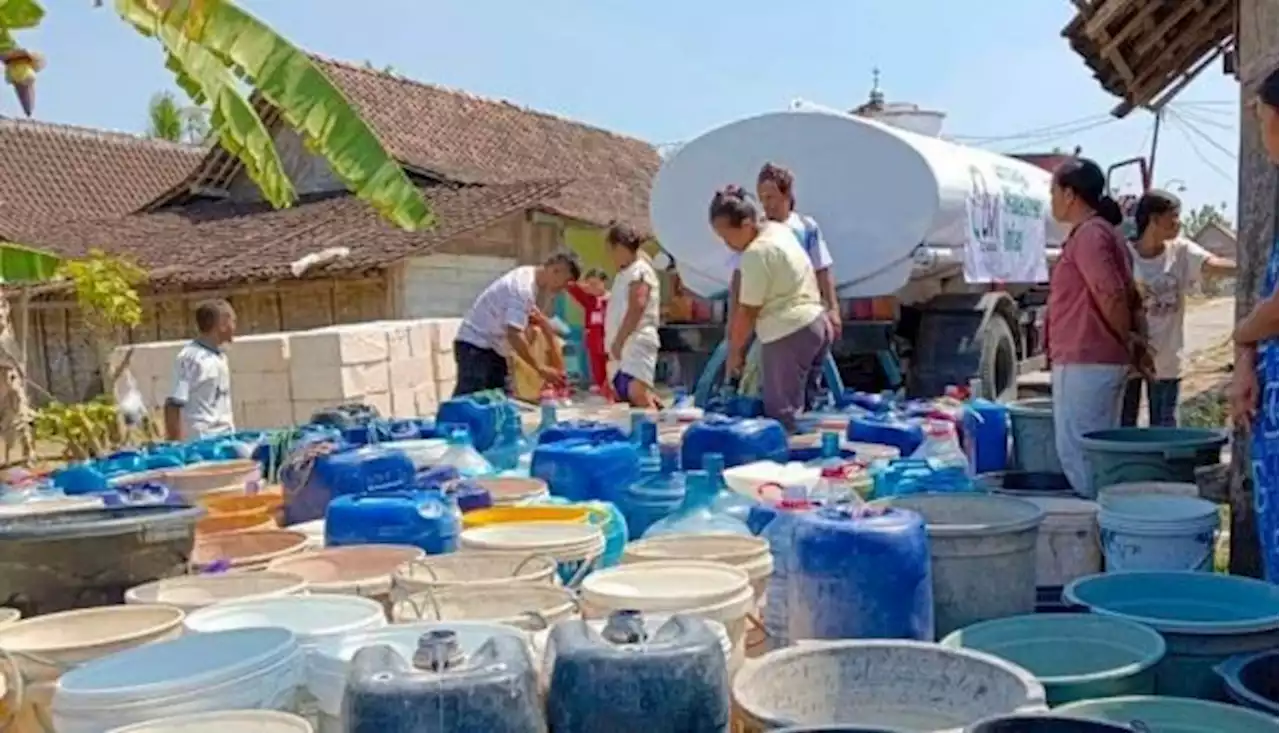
[1064,571,1279,699]
[1055,695,1279,733]
[1098,495,1220,572]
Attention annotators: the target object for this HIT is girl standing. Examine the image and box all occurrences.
[1123,190,1236,426]
[565,269,611,397]
[604,223,662,408]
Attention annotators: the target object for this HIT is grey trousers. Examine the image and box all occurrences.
[1051,363,1127,497]
[760,315,832,433]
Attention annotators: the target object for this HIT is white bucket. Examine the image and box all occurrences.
[183,594,387,648]
[125,572,308,613]
[392,552,559,599]
[621,535,772,602]
[51,628,304,733]
[1099,495,1220,572]
[307,622,527,724]
[1099,481,1200,502]
[459,521,605,584]
[265,545,425,611]
[1018,496,1102,588]
[391,582,578,631]
[0,605,186,684]
[106,710,313,732]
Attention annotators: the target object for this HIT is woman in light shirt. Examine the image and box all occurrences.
[604,223,662,409]
[712,185,831,432]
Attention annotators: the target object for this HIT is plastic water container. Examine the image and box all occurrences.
[531,437,640,503]
[681,415,789,470]
[308,622,529,729]
[846,413,924,456]
[343,628,543,733]
[644,470,751,538]
[751,493,818,650]
[1055,696,1279,733]
[545,611,731,732]
[967,397,1009,474]
[703,452,757,525]
[1098,495,1219,572]
[281,444,417,525]
[621,446,685,538]
[325,490,460,554]
[436,394,519,452]
[537,419,629,446]
[51,464,109,496]
[789,505,934,642]
[911,420,971,472]
[50,628,305,733]
[436,427,494,478]
[1214,650,1278,716]
[484,417,532,472]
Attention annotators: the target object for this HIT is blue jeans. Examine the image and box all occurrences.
[1121,378,1180,427]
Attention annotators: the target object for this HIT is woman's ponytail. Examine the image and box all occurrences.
[1095,195,1125,227]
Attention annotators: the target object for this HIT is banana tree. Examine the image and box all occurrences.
[0,0,433,232]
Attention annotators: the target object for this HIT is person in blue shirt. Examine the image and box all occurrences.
[1230,66,1280,583]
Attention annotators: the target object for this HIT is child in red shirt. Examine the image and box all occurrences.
[566,269,611,397]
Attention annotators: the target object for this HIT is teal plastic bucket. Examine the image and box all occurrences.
[1215,650,1278,715]
[965,715,1137,732]
[941,613,1166,705]
[1098,495,1220,572]
[1007,400,1062,475]
[1056,695,1279,733]
[1079,427,1227,498]
[1064,571,1279,699]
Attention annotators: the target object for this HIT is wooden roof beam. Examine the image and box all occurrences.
[1085,0,1138,37]
[1112,8,1235,116]
[1135,0,1208,56]
[1150,39,1232,109]
[1099,0,1164,58]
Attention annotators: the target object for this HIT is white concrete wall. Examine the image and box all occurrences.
[397,254,516,319]
[111,318,464,430]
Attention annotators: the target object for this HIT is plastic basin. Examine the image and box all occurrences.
[0,605,185,683]
[190,529,309,572]
[1055,695,1279,733]
[161,460,261,498]
[265,545,424,608]
[964,714,1136,732]
[183,594,386,647]
[733,639,1046,730]
[125,572,308,613]
[1214,649,1278,715]
[198,494,282,536]
[941,614,1165,705]
[392,552,558,596]
[1064,571,1279,698]
[461,505,590,529]
[0,504,202,616]
[1079,427,1227,498]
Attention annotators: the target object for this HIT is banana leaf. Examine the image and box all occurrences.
[117,0,295,207]
[0,0,44,32]
[150,0,433,232]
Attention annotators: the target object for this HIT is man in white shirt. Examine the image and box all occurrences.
[453,251,581,396]
[164,299,236,441]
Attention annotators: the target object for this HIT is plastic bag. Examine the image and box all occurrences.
[113,369,147,427]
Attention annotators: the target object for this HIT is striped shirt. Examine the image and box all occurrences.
[456,266,538,355]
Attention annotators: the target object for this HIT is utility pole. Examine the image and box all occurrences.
[1147,110,1163,182]
[1229,0,1278,577]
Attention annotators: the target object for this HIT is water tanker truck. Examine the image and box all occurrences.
[651,99,1149,404]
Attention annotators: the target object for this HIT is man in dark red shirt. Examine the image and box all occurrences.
[566,269,611,397]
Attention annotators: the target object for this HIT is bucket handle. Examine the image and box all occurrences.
[1129,721,1152,733]
[563,552,601,590]
[511,553,555,578]
[0,646,22,733]
[1212,652,1248,682]
[397,586,445,622]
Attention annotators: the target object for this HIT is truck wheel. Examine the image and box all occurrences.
[978,315,1019,402]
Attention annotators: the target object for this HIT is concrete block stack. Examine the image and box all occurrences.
[110,317,469,430]
[229,333,292,429]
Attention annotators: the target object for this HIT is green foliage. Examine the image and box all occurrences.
[1182,202,1232,237]
[56,249,146,335]
[33,398,119,459]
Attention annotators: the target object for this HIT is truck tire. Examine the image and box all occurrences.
[978,314,1019,402]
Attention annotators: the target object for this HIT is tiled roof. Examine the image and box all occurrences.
[0,117,204,234]
[184,57,661,233]
[16,179,565,288]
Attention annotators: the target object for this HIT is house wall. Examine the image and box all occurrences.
[17,275,389,404]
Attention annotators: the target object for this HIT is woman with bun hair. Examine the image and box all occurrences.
[1045,157,1150,496]
[710,185,830,432]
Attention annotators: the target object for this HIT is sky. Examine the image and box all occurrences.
[12,0,1247,219]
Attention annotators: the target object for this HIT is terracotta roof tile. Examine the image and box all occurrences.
[18,179,566,288]
[0,117,204,233]
[181,57,660,233]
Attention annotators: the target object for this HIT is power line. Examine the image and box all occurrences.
[949,113,1114,143]
[1167,112,1235,184]
[1171,105,1236,133]
[997,118,1120,153]
[1168,108,1238,161]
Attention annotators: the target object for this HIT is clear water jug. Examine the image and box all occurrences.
[437,427,494,478]
[643,468,751,537]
